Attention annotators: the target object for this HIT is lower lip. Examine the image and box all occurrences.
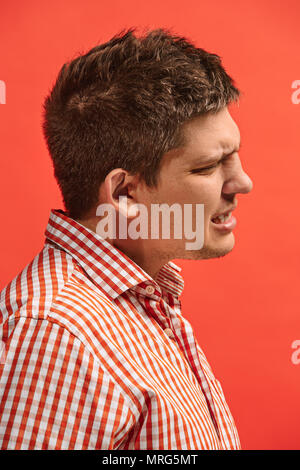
[211,214,237,232]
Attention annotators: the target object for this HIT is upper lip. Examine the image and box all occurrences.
[212,204,237,219]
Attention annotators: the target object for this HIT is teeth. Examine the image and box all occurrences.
[213,211,232,223]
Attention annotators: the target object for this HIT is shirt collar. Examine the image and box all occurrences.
[45,209,184,300]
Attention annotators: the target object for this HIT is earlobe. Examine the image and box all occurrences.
[119,195,139,218]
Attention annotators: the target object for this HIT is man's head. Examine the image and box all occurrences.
[43,27,252,277]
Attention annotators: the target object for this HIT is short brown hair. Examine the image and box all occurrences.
[42,27,240,219]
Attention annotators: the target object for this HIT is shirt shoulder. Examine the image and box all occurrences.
[0,244,76,325]
[0,243,117,337]
[0,244,134,372]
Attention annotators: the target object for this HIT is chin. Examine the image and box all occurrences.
[189,233,235,260]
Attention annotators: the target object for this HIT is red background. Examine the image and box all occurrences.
[1,0,299,450]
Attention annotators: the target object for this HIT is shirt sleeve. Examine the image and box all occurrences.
[0,316,135,449]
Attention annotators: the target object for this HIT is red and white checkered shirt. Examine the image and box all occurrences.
[0,209,240,450]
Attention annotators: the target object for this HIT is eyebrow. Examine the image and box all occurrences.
[191,141,242,166]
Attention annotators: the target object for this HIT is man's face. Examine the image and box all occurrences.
[136,106,253,261]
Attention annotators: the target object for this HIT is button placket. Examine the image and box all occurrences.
[158,298,177,341]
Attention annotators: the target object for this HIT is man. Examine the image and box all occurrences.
[0,27,253,449]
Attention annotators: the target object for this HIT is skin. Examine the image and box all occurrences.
[76,106,253,280]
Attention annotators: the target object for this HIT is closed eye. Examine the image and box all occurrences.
[191,153,234,174]
[191,162,220,173]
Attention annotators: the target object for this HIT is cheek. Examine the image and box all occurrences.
[189,179,221,212]
[151,175,222,210]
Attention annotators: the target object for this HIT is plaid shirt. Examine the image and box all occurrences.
[0,209,240,449]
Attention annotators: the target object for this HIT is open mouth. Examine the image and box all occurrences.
[211,211,232,224]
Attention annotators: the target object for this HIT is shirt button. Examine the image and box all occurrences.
[164,328,175,339]
[145,285,155,295]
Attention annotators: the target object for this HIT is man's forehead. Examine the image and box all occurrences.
[180,111,241,162]
[194,136,241,162]
[160,108,241,170]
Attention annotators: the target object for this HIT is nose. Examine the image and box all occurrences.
[222,155,253,195]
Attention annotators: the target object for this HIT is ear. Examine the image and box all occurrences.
[103,168,139,218]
